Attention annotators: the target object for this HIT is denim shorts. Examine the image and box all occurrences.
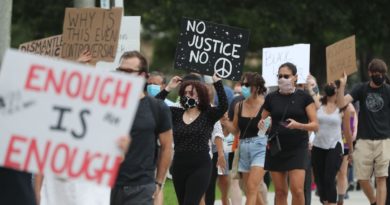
[238,135,267,172]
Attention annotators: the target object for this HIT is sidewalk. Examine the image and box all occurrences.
[215,190,369,205]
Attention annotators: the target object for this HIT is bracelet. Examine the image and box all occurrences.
[155,181,163,188]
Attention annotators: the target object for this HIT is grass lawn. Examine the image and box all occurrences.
[163,179,275,204]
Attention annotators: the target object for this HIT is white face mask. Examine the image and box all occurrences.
[278,78,294,94]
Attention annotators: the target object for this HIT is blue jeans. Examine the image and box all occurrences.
[238,136,267,172]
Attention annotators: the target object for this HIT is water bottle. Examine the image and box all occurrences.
[217,166,224,175]
[258,117,271,137]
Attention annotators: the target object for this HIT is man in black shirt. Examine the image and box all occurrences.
[0,168,36,205]
[111,51,173,205]
[337,59,390,205]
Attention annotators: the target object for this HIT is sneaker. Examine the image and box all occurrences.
[344,192,349,199]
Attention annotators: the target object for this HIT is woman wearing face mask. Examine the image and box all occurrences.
[222,72,268,205]
[258,62,318,205]
[155,74,228,205]
[310,83,354,205]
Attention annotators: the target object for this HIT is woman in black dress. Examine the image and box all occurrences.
[258,62,318,205]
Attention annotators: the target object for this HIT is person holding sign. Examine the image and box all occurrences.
[258,62,318,205]
[156,73,228,205]
[111,51,173,205]
[221,72,268,205]
[309,82,355,205]
[337,59,390,205]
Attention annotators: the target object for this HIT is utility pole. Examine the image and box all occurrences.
[0,0,12,66]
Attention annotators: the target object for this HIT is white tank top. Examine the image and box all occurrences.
[313,106,343,150]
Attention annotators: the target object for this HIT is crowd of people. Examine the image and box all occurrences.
[1,49,390,205]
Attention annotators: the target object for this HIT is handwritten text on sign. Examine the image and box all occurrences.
[262,44,310,87]
[61,8,122,62]
[174,17,250,81]
[0,49,144,187]
[19,35,63,57]
[326,35,356,83]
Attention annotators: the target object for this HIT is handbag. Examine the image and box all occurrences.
[267,93,294,156]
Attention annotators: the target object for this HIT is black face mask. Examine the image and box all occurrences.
[371,75,385,86]
[312,86,319,94]
[324,85,336,97]
[180,96,198,109]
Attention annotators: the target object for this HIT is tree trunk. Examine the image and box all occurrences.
[0,0,12,67]
[74,0,95,8]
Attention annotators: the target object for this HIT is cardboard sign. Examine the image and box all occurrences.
[326,35,356,83]
[19,35,63,57]
[96,16,141,72]
[262,44,310,87]
[61,7,122,62]
[174,17,250,81]
[0,49,145,187]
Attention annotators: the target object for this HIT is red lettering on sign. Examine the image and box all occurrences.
[4,135,27,169]
[3,135,121,187]
[23,63,133,108]
[25,64,45,91]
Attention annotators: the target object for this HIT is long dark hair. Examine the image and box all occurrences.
[178,80,210,111]
[241,72,267,95]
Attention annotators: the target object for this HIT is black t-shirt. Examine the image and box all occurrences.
[115,96,172,186]
[0,168,36,205]
[263,89,314,150]
[350,82,390,139]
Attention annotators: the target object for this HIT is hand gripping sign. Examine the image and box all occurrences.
[0,49,144,187]
[174,17,250,81]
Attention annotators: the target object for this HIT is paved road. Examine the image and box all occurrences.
[215,190,369,205]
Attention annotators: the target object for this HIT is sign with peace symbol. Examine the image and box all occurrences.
[214,58,232,78]
[174,17,249,81]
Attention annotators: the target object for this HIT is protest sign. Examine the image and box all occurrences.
[96,16,141,72]
[61,7,122,63]
[0,49,144,187]
[326,35,356,83]
[174,17,250,81]
[19,35,63,57]
[262,44,310,87]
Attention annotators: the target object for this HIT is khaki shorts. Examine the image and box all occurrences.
[353,139,390,180]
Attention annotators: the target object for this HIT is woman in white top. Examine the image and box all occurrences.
[310,82,354,205]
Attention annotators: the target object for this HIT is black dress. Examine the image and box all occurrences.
[263,89,314,171]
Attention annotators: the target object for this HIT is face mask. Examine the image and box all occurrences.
[241,86,251,99]
[312,86,319,94]
[371,75,384,86]
[180,96,199,109]
[146,84,161,97]
[324,85,336,96]
[278,78,294,94]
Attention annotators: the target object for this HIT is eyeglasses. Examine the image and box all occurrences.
[241,82,250,87]
[277,74,291,79]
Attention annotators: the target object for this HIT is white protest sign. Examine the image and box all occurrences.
[96,16,141,72]
[0,49,144,187]
[262,44,310,87]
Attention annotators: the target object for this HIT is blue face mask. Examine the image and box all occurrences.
[147,84,161,97]
[241,86,251,99]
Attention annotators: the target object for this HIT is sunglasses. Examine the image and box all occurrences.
[241,82,250,87]
[277,74,291,79]
[115,67,149,78]
[116,67,143,74]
